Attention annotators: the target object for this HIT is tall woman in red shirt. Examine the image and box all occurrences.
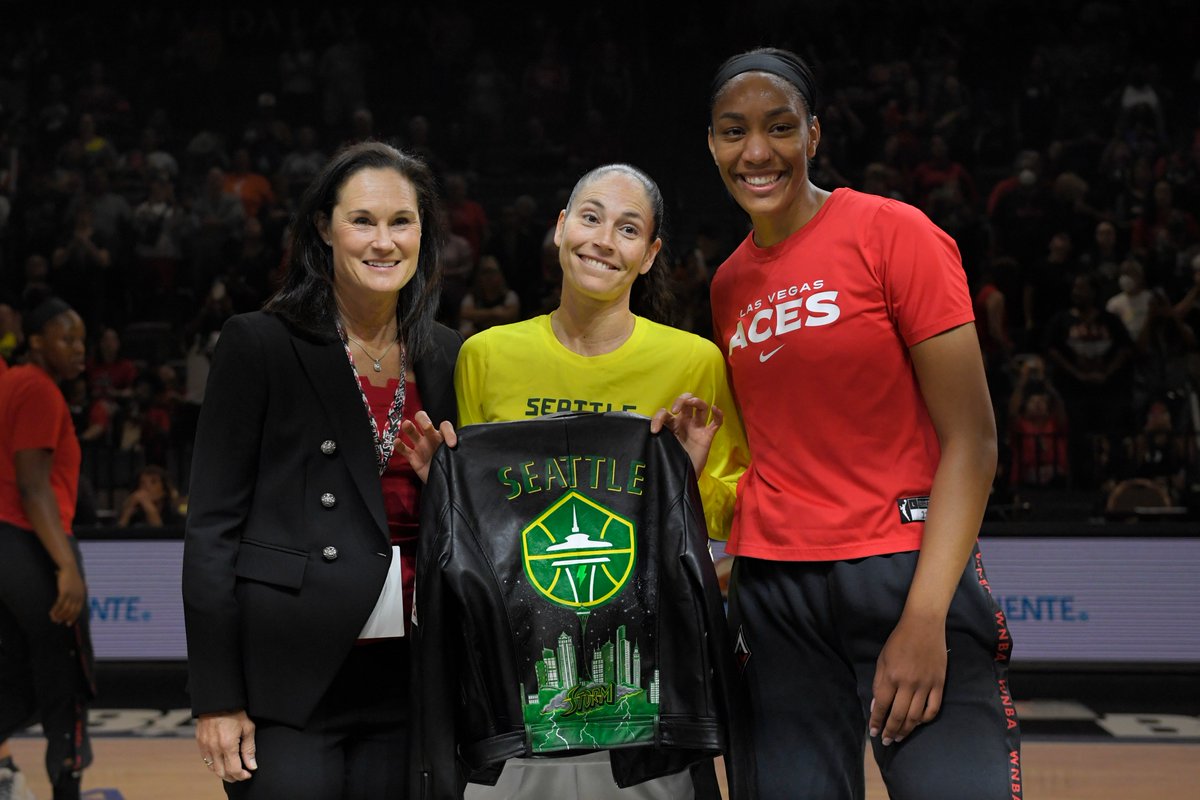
[705,48,1017,800]
[0,294,94,800]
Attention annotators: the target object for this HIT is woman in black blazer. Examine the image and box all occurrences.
[183,141,460,798]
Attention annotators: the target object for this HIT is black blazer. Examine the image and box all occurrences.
[182,310,460,727]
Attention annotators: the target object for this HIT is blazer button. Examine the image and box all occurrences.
[320,439,337,455]
[322,546,338,562]
[320,492,337,508]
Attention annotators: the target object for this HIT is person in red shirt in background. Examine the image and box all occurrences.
[0,293,95,800]
[65,375,111,445]
[1007,360,1070,489]
[973,257,1018,444]
[973,258,1016,364]
[85,326,138,450]
[911,134,978,212]
[85,327,137,403]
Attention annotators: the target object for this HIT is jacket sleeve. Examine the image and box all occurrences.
[681,473,756,799]
[412,451,468,799]
[181,314,267,716]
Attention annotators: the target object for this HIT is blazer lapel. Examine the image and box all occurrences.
[291,332,389,540]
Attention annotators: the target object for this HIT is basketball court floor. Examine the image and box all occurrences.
[8,664,1198,798]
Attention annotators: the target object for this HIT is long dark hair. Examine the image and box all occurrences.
[564,163,674,325]
[264,140,445,358]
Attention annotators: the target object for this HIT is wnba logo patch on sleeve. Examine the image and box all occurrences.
[896,496,930,523]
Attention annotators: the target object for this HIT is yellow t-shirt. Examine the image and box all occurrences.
[454,314,748,539]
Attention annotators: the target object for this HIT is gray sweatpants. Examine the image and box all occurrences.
[464,752,697,800]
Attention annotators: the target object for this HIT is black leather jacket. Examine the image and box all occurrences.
[412,412,752,799]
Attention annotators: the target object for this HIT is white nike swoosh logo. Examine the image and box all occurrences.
[759,345,785,362]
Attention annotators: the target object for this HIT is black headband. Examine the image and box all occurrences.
[23,297,73,338]
[711,52,817,114]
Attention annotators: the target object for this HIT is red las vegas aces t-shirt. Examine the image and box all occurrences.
[711,188,974,561]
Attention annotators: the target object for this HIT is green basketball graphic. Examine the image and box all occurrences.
[522,491,635,610]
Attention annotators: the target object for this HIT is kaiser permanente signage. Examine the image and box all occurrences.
[80,532,1200,665]
[978,536,1200,664]
[713,534,1200,666]
[80,539,188,660]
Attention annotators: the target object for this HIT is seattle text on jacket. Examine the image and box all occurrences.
[497,455,647,500]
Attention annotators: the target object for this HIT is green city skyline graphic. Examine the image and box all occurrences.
[523,624,660,752]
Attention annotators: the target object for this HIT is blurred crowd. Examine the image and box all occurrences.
[1,2,1198,522]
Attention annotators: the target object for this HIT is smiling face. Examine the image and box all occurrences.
[553,171,662,309]
[708,71,821,242]
[318,167,422,304]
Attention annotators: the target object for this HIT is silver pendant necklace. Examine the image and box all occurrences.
[343,333,398,372]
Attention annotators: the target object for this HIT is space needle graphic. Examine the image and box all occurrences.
[546,504,614,607]
[546,502,617,643]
